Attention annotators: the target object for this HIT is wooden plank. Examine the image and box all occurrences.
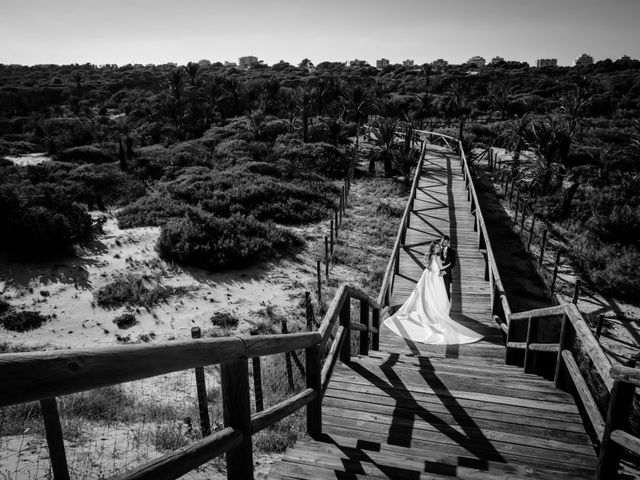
[610,429,640,455]
[561,350,606,440]
[292,433,594,479]
[323,387,588,432]
[325,375,581,413]
[322,423,596,473]
[330,364,572,399]
[321,398,591,444]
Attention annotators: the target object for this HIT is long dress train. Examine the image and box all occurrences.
[383,257,482,345]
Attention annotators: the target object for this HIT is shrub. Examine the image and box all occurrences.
[571,236,640,298]
[112,313,138,329]
[56,145,114,164]
[117,192,191,228]
[210,312,239,329]
[0,310,49,332]
[0,184,93,258]
[157,211,301,271]
[94,274,182,309]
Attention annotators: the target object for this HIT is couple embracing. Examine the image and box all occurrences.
[383,235,482,345]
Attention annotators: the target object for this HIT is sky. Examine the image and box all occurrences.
[1,0,639,67]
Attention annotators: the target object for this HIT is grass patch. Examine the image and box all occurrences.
[94,274,185,309]
[152,422,190,452]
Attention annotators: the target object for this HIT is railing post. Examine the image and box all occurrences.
[40,398,70,480]
[316,260,322,305]
[324,236,329,280]
[306,343,322,438]
[221,358,253,480]
[334,209,339,237]
[527,215,536,251]
[330,220,334,254]
[372,306,380,351]
[359,298,369,356]
[550,250,562,297]
[191,327,212,436]
[554,312,573,390]
[539,229,548,266]
[597,374,636,480]
[282,320,295,391]
[514,192,520,220]
[340,296,351,363]
[572,280,580,305]
[524,316,536,374]
[305,291,315,330]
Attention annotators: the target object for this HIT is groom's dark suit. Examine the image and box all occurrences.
[441,246,456,300]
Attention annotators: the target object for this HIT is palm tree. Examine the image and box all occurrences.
[185,62,200,87]
[369,118,398,175]
[392,122,420,188]
[341,85,372,182]
[293,86,316,142]
[500,115,530,177]
[522,116,572,190]
[445,79,473,144]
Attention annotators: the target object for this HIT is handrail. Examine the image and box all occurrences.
[0,332,320,407]
[376,139,427,310]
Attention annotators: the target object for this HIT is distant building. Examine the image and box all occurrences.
[167,62,178,67]
[402,59,414,67]
[198,59,211,67]
[376,58,390,69]
[536,58,558,67]
[430,58,448,69]
[573,53,594,67]
[346,59,369,67]
[224,61,238,68]
[490,56,505,64]
[467,56,486,68]
[238,56,259,69]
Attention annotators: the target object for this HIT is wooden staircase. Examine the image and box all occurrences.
[268,142,599,479]
[268,349,597,479]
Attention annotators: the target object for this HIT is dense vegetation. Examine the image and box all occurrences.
[0,58,639,297]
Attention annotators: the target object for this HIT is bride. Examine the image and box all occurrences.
[383,241,482,345]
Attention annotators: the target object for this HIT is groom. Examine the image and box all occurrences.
[440,235,456,300]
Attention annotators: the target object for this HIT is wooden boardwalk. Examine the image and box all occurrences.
[269,147,598,479]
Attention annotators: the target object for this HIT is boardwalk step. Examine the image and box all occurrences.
[269,433,594,479]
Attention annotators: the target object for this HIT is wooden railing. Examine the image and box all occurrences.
[377,138,427,311]
[485,148,582,305]
[0,282,383,480]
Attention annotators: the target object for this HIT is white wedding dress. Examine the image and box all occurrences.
[383,257,483,345]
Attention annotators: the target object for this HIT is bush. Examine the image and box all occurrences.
[112,313,138,329]
[117,192,191,228]
[0,184,93,258]
[56,145,114,164]
[571,237,640,298]
[210,312,239,329]
[157,211,301,271]
[94,274,182,309]
[0,310,49,332]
